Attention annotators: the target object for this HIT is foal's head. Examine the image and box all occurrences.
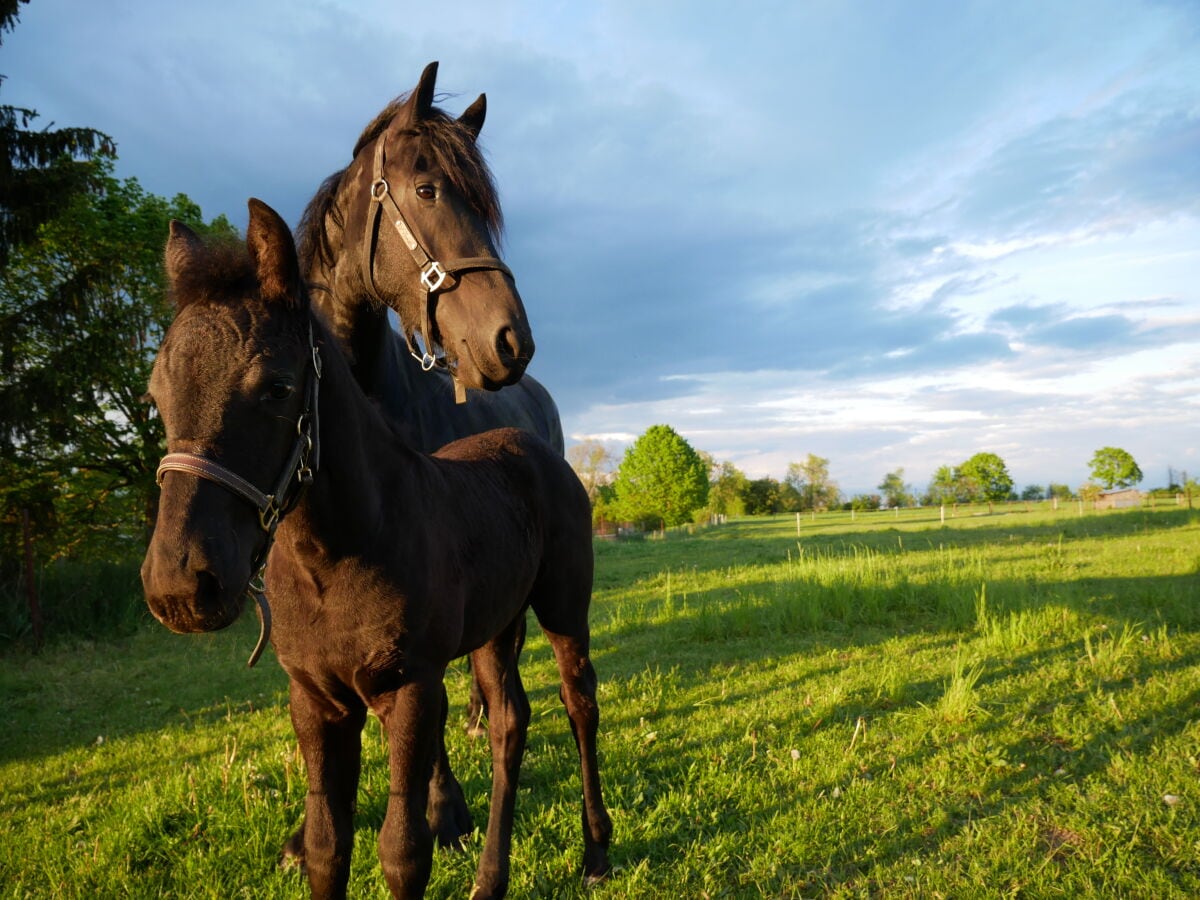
[142,200,317,633]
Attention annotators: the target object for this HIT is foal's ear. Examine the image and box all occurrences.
[459,93,486,139]
[245,198,302,307]
[400,60,439,126]
[164,220,206,288]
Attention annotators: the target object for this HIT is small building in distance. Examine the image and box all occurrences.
[1095,488,1142,510]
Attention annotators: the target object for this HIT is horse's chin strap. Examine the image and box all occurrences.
[359,133,513,404]
[155,320,323,668]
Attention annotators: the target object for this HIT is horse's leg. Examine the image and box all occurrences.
[466,611,527,738]
[427,683,474,848]
[544,628,613,885]
[286,679,367,899]
[376,673,443,899]
[468,619,531,900]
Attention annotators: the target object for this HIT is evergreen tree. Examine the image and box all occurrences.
[1,0,116,268]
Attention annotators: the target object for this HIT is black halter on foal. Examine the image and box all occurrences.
[155,321,323,667]
[359,133,513,402]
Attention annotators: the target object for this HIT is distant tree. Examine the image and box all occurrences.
[706,459,748,518]
[1088,447,1143,490]
[0,166,234,566]
[925,465,960,505]
[850,493,882,512]
[1020,484,1045,501]
[742,477,783,516]
[878,468,913,508]
[1078,482,1102,504]
[610,424,709,528]
[1047,482,1073,500]
[1,1,116,268]
[566,439,615,505]
[785,454,841,511]
[958,452,1013,504]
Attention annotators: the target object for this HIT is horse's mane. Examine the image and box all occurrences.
[297,92,504,274]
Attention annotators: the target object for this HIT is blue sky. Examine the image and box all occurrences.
[6,0,1198,495]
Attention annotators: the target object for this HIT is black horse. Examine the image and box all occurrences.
[141,200,611,899]
[297,61,558,736]
[297,61,563,453]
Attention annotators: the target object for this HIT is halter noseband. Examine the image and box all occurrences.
[359,132,512,401]
[154,321,323,667]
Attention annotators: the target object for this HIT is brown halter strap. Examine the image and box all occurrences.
[359,132,512,401]
[155,321,323,667]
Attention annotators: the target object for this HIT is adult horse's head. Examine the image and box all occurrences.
[300,61,532,393]
[142,200,318,635]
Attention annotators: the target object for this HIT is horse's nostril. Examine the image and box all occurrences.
[496,326,521,364]
[195,569,222,605]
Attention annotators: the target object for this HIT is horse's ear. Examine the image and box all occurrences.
[459,93,486,139]
[401,60,439,126]
[245,198,301,307]
[164,220,205,289]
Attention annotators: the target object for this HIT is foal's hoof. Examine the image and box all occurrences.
[279,828,306,872]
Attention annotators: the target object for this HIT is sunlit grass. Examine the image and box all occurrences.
[2,505,1199,896]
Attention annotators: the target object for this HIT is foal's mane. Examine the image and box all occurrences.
[297,91,504,274]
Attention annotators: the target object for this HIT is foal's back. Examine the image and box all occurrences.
[428,426,593,652]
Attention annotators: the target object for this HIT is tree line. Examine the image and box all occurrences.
[570,426,1185,530]
[1,1,233,584]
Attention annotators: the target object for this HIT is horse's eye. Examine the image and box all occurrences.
[415,184,436,201]
[266,382,294,401]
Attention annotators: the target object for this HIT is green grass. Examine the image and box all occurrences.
[2,505,1199,897]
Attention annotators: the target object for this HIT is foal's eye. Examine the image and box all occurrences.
[415,184,436,201]
[265,381,294,401]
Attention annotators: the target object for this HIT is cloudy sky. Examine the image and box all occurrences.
[6,0,1198,494]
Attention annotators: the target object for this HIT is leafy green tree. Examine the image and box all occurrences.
[878,468,913,508]
[741,477,782,516]
[610,424,709,527]
[850,493,882,512]
[706,459,748,518]
[1,0,115,268]
[0,165,234,566]
[785,454,841,511]
[958,452,1013,503]
[1047,482,1073,500]
[1088,446,1143,490]
[1020,484,1046,501]
[921,465,960,508]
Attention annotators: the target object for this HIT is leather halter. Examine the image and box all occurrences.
[359,131,513,400]
[154,320,323,667]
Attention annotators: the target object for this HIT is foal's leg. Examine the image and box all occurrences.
[286,680,367,899]
[376,674,444,900]
[466,612,528,738]
[427,684,474,847]
[544,629,613,884]
[469,619,531,900]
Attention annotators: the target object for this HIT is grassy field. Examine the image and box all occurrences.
[2,504,1199,897]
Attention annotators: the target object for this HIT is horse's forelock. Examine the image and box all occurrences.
[168,239,257,310]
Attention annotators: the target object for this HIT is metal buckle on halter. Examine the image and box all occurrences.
[258,499,281,533]
[421,260,448,292]
[370,178,389,201]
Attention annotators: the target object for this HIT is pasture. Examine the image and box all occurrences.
[2,504,1199,897]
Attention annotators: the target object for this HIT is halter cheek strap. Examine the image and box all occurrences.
[360,133,513,403]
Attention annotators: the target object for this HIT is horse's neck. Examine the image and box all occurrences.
[283,338,425,553]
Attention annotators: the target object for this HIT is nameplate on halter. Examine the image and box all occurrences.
[392,217,419,252]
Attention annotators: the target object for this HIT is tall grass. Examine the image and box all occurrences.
[2,505,1199,897]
